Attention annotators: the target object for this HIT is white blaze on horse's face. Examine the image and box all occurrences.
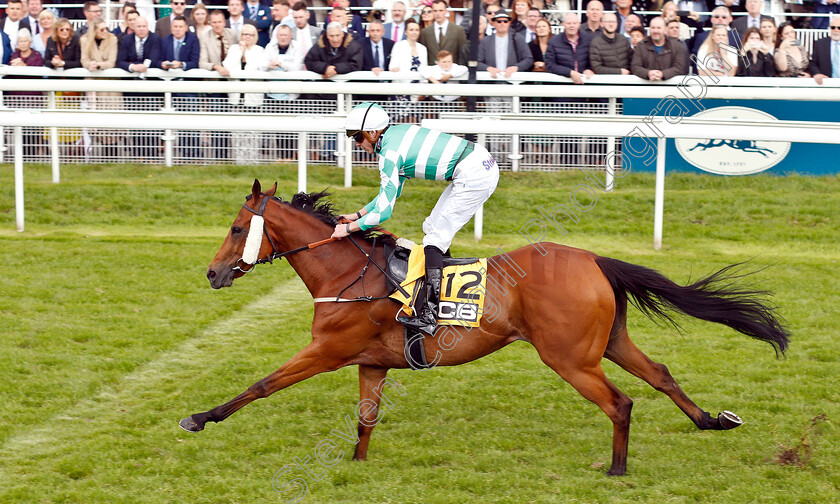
[242,215,264,265]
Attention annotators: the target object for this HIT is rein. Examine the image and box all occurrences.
[233,196,409,301]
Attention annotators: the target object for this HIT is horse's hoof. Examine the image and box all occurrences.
[179,415,204,432]
[718,410,743,430]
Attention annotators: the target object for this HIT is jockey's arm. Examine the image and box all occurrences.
[357,158,405,231]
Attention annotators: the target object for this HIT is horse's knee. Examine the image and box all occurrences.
[248,380,271,399]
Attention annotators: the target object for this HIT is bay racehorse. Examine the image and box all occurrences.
[181,180,789,476]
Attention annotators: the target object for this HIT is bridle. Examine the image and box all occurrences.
[230,195,410,300]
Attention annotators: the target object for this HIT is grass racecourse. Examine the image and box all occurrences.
[1,161,839,504]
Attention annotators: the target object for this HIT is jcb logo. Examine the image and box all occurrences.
[438,302,478,322]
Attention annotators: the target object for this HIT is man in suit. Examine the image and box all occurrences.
[291,0,320,57]
[77,1,102,36]
[810,19,840,85]
[161,16,202,159]
[269,0,295,40]
[420,0,468,65]
[383,1,407,41]
[730,0,772,37]
[156,0,195,38]
[691,6,741,55]
[116,17,163,158]
[25,0,44,37]
[0,30,12,65]
[1,0,31,49]
[244,0,272,46]
[362,20,394,74]
[227,0,257,42]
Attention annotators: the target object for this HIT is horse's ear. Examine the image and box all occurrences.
[265,182,277,198]
[251,179,261,200]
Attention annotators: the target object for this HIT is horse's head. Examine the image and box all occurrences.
[207,179,278,289]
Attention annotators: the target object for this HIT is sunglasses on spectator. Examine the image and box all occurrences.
[831,26,840,30]
[494,19,510,23]
[422,9,432,14]
[345,130,365,143]
[173,1,185,4]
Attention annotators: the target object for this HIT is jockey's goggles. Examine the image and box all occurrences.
[346,130,366,143]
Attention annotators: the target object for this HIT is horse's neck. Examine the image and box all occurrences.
[266,203,367,298]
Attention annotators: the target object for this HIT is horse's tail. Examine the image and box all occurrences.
[594,256,790,356]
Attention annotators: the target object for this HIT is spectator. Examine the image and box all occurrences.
[613,0,635,34]
[161,16,200,70]
[666,18,690,60]
[265,23,304,92]
[692,6,740,55]
[362,19,394,74]
[2,0,32,49]
[631,16,687,80]
[419,2,435,30]
[80,18,123,158]
[113,6,139,41]
[661,1,702,42]
[583,0,603,35]
[384,1,408,40]
[774,22,810,77]
[759,18,776,55]
[420,0,468,65]
[388,17,427,117]
[528,16,551,71]
[812,0,840,30]
[117,16,161,72]
[731,0,771,36]
[477,8,532,80]
[510,0,531,34]
[191,3,211,39]
[32,9,56,57]
[628,26,644,49]
[419,49,467,101]
[478,3,501,37]
[623,13,643,35]
[156,0,194,39]
[676,0,711,24]
[243,0,272,46]
[810,18,840,84]
[25,0,45,37]
[328,5,364,42]
[590,12,631,74]
[10,28,44,67]
[459,0,499,32]
[477,14,488,41]
[199,9,235,75]
[332,0,365,40]
[77,1,102,36]
[522,7,542,43]
[0,31,11,65]
[290,1,321,56]
[45,17,81,68]
[227,0,257,41]
[545,12,593,84]
[304,21,363,79]
[269,0,295,41]
[736,27,775,76]
[697,24,737,76]
[7,28,44,154]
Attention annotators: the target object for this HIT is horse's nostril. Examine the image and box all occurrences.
[207,269,216,280]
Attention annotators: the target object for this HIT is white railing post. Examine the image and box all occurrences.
[15,126,24,232]
[163,91,174,167]
[510,83,522,172]
[48,91,60,183]
[298,131,307,193]
[605,97,616,191]
[343,93,352,187]
[336,92,345,169]
[653,136,666,250]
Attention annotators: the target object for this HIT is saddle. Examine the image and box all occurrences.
[384,240,479,371]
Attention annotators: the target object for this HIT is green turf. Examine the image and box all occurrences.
[1,163,838,503]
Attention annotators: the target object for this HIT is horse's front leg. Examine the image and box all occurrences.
[180,342,346,432]
[352,365,390,461]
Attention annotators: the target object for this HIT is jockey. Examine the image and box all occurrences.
[333,102,500,336]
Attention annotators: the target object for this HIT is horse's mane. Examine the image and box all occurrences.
[281,190,397,247]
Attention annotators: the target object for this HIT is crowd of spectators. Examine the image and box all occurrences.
[2,0,839,159]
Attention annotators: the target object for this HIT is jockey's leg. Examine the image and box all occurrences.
[399,245,443,336]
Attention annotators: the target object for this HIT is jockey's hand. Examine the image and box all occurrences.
[338,213,358,222]
[331,223,352,239]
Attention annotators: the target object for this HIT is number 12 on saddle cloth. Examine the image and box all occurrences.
[389,245,488,327]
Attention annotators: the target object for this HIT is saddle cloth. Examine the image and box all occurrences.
[387,243,487,328]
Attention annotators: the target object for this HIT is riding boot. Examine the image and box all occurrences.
[399,245,444,336]
[400,266,442,336]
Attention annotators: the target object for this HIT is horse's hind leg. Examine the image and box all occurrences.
[604,327,740,431]
[353,365,391,461]
[536,351,634,476]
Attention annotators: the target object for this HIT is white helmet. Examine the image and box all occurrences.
[345,102,390,139]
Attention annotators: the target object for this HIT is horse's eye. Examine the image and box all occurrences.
[231,226,243,235]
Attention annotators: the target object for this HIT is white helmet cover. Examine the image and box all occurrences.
[345,102,390,133]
